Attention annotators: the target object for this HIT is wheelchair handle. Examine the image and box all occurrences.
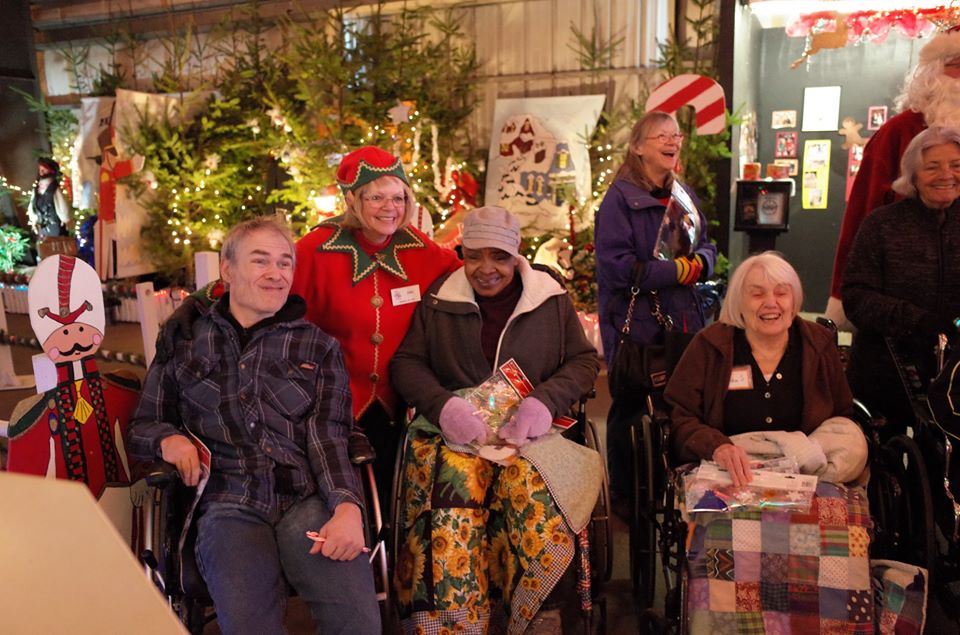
[130,460,181,489]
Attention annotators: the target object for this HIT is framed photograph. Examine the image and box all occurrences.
[771,110,797,129]
[867,105,888,130]
[734,180,792,232]
[775,131,798,158]
[774,158,799,176]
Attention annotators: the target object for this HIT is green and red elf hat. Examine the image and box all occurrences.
[336,146,410,195]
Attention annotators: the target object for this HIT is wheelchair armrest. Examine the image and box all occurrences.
[348,430,376,465]
[130,460,181,489]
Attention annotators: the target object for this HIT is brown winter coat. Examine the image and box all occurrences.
[665,318,853,463]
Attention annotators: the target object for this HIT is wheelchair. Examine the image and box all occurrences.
[859,333,960,619]
[629,318,892,634]
[389,389,613,634]
[134,432,389,635]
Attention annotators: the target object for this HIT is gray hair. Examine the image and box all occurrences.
[893,126,960,198]
[342,175,417,233]
[221,214,296,266]
[719,251,803,329]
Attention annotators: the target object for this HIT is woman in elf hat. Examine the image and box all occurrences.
[162,146,460,506]
[290,146,461,501]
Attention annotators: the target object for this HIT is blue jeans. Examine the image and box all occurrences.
[195,497,380,635]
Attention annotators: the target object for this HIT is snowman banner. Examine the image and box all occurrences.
[485,95,605,233]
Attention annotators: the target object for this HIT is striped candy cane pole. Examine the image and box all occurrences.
[645,74,727,135]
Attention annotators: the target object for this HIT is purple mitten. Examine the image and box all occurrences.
[498,397,553,445]
[438,396,488,445]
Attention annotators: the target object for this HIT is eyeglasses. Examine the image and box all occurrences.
[362,194,407,208]
[646,133,684,144]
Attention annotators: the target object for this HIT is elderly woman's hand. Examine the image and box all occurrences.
[712,443,753,488]
[439,396,488,445]
[498,397,552,446]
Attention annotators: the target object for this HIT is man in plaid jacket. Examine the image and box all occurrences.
[127,215,379,635]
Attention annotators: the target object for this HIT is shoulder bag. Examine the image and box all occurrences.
[608,288,694,400]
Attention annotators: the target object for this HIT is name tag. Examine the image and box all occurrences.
[728,365,754,391]
[391,284,421,306]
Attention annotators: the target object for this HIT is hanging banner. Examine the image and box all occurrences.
[75,97,116,210]
[485,95,605,234]
[801,139,831,209]
[105,89,212,280]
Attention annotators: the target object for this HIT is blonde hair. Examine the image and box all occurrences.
[615,111,679,191]
[341,175,417,233]
[720,251,803,329]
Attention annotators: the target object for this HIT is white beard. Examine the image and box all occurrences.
[914,74,960,127]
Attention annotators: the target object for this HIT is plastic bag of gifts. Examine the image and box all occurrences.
[683,457,817,515]
[462,358,576,463]
[653,181,702,260]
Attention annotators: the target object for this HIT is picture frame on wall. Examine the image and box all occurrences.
[771,110,797,129]
[867,106,888,130]
[774,158,799,176]
[775,132,798,158]
[734,180,791,232]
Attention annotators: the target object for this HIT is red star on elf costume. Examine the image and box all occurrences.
[6,255,140,499]
[827,24,960,329]
[291,146,460,420]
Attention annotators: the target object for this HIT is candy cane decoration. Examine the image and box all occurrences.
[645,74,726,135]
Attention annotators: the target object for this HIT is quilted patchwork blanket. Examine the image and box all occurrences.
[686,482,874,634]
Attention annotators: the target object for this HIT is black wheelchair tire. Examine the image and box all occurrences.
[584,417,614,583]
[872,434,937,581]
[630,414,658,610]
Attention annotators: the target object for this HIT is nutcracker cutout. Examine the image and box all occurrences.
[95,108,143,280]
[6,255,140,501]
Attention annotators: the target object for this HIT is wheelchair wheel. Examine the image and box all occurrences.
[870,434,937,579]
[583,417,613,583]
[630,413,658,610]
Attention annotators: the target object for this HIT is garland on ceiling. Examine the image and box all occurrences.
[786,6,960,49]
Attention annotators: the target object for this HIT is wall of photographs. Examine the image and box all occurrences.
[735,26,921,309]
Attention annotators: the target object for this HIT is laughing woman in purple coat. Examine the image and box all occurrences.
[595,111,717,507]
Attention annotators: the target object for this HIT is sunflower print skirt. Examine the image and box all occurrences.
[394,432,575,634]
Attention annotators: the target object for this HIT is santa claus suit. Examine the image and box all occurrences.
[829,110,926,300]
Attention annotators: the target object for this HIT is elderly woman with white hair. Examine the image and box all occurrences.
[843,126,960,429]
[665,252,857,486]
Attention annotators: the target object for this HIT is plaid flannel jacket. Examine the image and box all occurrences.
[127,296,362,518]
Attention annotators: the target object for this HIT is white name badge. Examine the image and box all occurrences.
[391,284,421,306]
[728,365,754,391]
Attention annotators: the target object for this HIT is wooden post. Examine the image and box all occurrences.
[135,282,159,368]
[0,289,35,391]
[194,251,220,289]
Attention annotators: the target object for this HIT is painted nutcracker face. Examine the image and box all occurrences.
[43,323,103,363]
[463,247,518,298]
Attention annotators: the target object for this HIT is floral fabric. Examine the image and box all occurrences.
[394,432,574,634]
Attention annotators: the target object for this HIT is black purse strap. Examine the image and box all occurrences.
[621,288,675,335]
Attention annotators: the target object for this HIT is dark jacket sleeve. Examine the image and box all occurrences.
[663,330,731,462]
[595,184,679,293]
[305,339,364,512]
[126,351,187,463]
[842,206,935,337]
[389,295,456,426]
[529,294,599,416]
